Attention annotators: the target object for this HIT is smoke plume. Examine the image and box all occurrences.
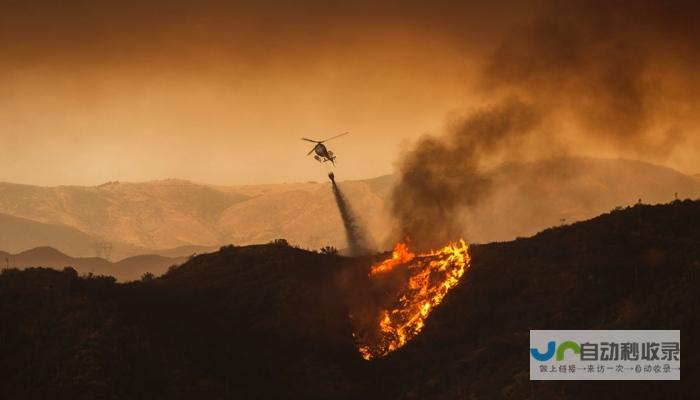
[329,174,371,256]
[390,0,700,248]
[391,100,540,249]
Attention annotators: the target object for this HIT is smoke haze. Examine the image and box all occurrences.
[390,0,700,248]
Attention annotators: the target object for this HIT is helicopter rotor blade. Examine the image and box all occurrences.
[301,138,319,143]
[318,131,349,143]
[306,147,316,156]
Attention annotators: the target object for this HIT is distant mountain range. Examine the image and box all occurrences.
[0,158,698,260]
[0,246,187,282]
[0,176,392,259]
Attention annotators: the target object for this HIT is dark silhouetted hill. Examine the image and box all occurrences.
[148,244,219,258]
[1,201,698,399]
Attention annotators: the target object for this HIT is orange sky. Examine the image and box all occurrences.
[1,1,698,185]
[0,2,503,185]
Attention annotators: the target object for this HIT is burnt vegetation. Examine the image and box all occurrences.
[1,201,699,399]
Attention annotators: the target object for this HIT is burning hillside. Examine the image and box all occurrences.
[2,201,700,398]
[352,240,470,360]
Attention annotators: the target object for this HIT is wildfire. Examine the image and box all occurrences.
[369,242,415,274]
[355,240,470,360]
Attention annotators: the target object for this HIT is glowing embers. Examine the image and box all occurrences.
[354,240,470,360]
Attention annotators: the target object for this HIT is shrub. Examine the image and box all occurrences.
[270,238,290,247]
[62,267,79,278]
[320,246,339,256]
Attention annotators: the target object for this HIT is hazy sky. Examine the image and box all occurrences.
[0,2,500,185]
[1,1,698,186]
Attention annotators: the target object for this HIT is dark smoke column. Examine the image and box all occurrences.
[329,172,370,256]
[390,100,539,250]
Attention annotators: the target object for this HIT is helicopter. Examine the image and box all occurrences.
[301,132,349,166]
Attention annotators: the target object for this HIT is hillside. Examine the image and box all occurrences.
[0,212,101,256]
[0,178,389,258]
[0,159,698,259]
[1,201,697,399]
[0,247,186,282]
[0,180,250,259]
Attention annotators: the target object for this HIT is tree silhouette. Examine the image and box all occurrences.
[320,246,339,256]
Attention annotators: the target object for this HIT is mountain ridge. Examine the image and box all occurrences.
[1,158,698,259]
[0,246,187,282]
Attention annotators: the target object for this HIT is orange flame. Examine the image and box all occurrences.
[356,239,470,360]
[370,242,415,275]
